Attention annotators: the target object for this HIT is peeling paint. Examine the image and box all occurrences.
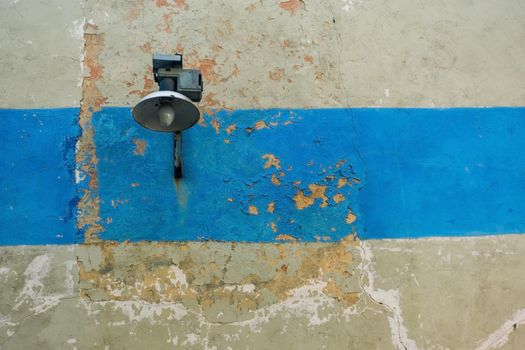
[262,154,281,169]
[132,139,147,155]
[293,184,328,210]
[279,0,304,15]
[77,238,360,317]
[76,22,106,242]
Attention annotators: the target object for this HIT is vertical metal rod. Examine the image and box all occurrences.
[174,131,183,178]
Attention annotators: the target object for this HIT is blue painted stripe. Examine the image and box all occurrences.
[354,107,525,238]
[1,107,524,244]
[0,109,80,245]
[92,107,525,242]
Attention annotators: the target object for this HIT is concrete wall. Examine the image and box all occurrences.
[1,0,525,349]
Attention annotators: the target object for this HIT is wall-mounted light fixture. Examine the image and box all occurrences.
[132,53,203,178]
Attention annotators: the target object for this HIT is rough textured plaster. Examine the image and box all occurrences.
[2,0,525,349]
[0,0,83,108]
[2,236,525,349]
[87,0,525,109]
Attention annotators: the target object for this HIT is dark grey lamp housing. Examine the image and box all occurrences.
[132,53,203,178]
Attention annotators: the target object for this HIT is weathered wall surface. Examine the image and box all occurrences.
[1,0,525,349]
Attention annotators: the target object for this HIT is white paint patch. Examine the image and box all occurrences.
[70,18,86,88]
[14,254,76,315]
[183,333,200,346]
[0,267,12,275]
[341,0,361,12]
[206,280,335,332]
[70,19,85,41]
[238,284,256,293]
[67,337,77,344]
[64,260,76,294]
[75,168,86,184]
[359,242,419,350]
[168,265,188,291]
[223,284,256,293]
[475,308,525,350]
[104,300,188,324]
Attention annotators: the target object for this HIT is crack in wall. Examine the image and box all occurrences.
[358,241,418,350]
[475,308,525,350]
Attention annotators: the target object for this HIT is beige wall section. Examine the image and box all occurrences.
[1,236,525,349]
[73,0,525,109]
[2,0,524,108]
[0,0,84,108]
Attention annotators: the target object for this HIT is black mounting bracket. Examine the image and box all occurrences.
[151,53,203,179]
[152,53,203,102]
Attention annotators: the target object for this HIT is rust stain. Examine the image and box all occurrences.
[156,0,188,9]
[278,0,304,15]
[271,174,281,186]
[335,159,346,168]
[337,177,348,188]
[174,43,185,54]
[187,57,219,84]
[225,124,237,135]
[125,0,145,22]
[276,234,297,241]
[129,65,155,98]
[269,68,285,81]
[270,221,277,232]
[175,0,189,9]
[293,191,313,210]
[199,92,221,116]
[231,63,240,77]
[293,184,328,210]
[159,12,175,33]
[76,23,107,243]
[254,120,269,130]
[132,139,147,155]
[210,118,221,134]
[333,193,346,204]
[267,202,275,214]
[245,3,257,12]
[346,211,357,224]
[304,55,314,64]
[139,42,152,54]
[248,205,259,215]
[262,154,281,169]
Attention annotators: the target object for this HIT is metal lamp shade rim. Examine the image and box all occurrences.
[132,91,200,132]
